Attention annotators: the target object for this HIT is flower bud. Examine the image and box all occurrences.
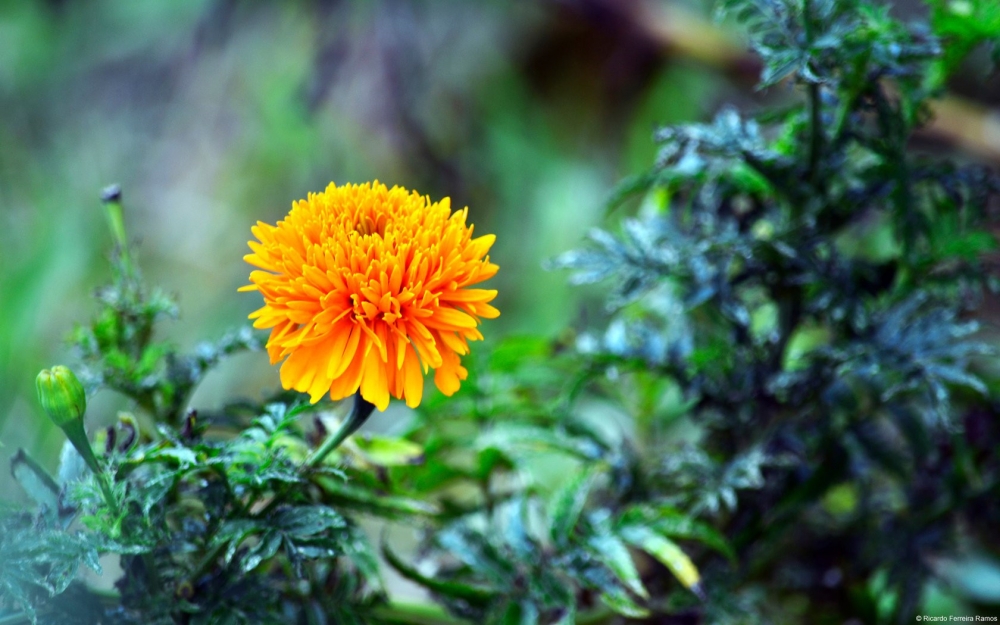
[36,366,87,429]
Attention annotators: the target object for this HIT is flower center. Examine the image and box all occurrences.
[354,214,388,237]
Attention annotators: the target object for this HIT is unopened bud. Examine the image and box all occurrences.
[36,366,87,429]
[100,183,122,203]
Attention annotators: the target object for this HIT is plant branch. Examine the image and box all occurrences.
[305,392,376,469]
[370,601,466,625]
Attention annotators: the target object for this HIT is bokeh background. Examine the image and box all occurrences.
[3,0,999,528]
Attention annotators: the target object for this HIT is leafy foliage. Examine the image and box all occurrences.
[4,0,1000,623]
[547,0,1000,622]
[0,508,101,623]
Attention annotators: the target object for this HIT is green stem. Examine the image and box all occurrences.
[62,420,119,515]
[305,393,376,469]
[808,82,823,183]
[253,393,377,520]
[802,0,824,194]
[189,541,228,582]
[371,602,614,625]
[371,601,466,625]
[576,607,616,625]
[96,473,118,516]
[101,185,133,278]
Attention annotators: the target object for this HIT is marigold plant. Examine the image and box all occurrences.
[5,1,1000,624]
[241,181,499,411]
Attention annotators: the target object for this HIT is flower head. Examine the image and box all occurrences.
[36,365,87,429]
[242,181,499,411]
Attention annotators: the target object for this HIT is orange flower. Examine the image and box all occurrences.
[241,182,499,411]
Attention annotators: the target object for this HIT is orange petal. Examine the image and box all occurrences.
[360,343,390,411]
[424,307,477,330]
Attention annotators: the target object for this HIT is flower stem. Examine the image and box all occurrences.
[101,185,133,278]
[62,419,119,515]
[305,392,376,469]
[370,601,465,625]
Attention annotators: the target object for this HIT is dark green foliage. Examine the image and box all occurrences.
[0,508,101,623]
[378,342,733,622]
[71,248,261,427]
[546,0,1000,622]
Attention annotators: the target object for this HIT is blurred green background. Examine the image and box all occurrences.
[0,0,736,491]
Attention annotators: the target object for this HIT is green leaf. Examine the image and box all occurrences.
[240,530,283,573]
[850,421,911,480]
[499,498,536,560]
[617,504,735,562]
[0,509,101,619]
[315,475,438,518]
[340,524,382,586]
[11,449,61,519]
[146,446,198,467]
[351,434,424,467]
[272,505,346,539]
[586,528,648,599]
[381,540,495,606]
[495,600,540,625]
[618,524,702,596]
[136,470,180,517]
[213,519,260,564]
[548,465,599,544]
[598,585,650,618]
[932,555,1000,603]
[476,424,602,461]
[436,525,517,581]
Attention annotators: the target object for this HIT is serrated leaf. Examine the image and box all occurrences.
[617,504,735,562]
[272,505,345,539]
[240,531,283,573]
[147,446,198,467]
[586,529,648,599]
[437,525,516,581]
[618,524,702,595]
[213,519,260,564]
[138,470,179,517]
[598,585,650,618]
[0,580,35,623]
[548,465,599,544]
[0,510,101,618]
[500,498,536,560]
